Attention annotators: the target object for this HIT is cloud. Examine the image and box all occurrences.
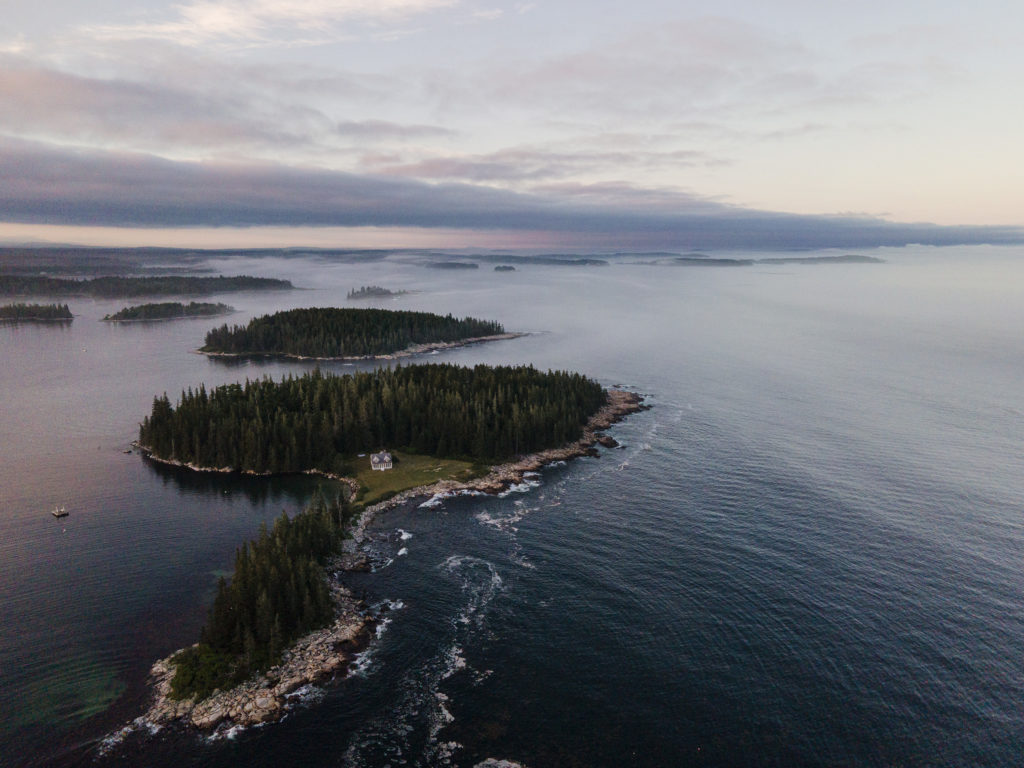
[336,119,457,141]
[2,138,1021,249]
[368,146,714,183]
[85,0,459,47]
[0,57,320,152]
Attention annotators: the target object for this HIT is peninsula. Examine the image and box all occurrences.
[0,302,73,322]
[104,301,233,323]
[199,307,516,360]
[126,365,645,735]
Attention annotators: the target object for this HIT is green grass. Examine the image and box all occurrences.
[351,452,486,506]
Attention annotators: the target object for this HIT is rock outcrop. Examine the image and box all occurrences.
[144,585,373,731]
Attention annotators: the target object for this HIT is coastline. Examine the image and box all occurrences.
[120,388,646,740]
[103,312,234,324]
[195,331,528,361]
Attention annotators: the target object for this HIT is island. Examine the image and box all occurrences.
[103,301,234,323]
[671,256,755,267]
[757,254,885,265]
[138,364,607,474]
[424,261,479,270]
[0,302,73,322]
[200,307,520,360]
[346,285,409,300]
[0,274,293,298]
[126,364,646,734]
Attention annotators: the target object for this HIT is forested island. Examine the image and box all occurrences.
[425,261,479,270]
[0,302,73,322]
[200,307,511,359]
[758,254,885,265]
[104,302,233,322]
[346,285,408,299]
[138,364,606,474]
[128,368,645,733]
[0,274,292,298]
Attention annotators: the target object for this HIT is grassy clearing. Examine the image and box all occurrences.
[351,452,486,506]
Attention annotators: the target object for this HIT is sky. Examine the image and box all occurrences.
[1,0,1023,250]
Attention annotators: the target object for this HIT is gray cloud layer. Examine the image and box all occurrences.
[2,139,1021,248]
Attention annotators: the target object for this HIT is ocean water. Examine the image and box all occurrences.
[1,246,1023,766]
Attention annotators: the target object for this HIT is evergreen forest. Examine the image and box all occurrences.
[170,493,356,700]
[0,274,292,298]
[104,301,233,322]
[139,364,606,474]
[201,307,505,358]
[0,302,72,321]
[347,285,406,299]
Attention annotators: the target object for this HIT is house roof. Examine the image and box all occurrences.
[370,451,392,464]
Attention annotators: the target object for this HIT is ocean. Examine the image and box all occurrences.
[1,246,1022,766]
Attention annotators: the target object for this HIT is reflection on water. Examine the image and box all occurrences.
[144,456,329,508]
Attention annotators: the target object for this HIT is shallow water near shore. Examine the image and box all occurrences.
[2,246,1024,766]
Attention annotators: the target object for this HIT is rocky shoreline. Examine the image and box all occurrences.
[141,584,374,732]
[196,331,529,362]
[118,387,646,739]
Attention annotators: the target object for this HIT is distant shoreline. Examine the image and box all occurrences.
[196,331,529,362]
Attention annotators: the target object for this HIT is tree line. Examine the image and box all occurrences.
[201,307,505,358]
[0,302,72,321]
[104,301,233,322]
[170,492,356,700]
[347,285,405,299]
[139,363,606,474]
[0,274,292,298]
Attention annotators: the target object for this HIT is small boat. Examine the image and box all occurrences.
[52,505,68,518]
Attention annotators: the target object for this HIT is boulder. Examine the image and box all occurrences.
[191,705,227,730]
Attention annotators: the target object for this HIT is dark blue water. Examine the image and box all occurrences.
[2,247,1023,766]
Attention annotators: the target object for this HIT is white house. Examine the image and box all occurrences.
[370,450,393,471]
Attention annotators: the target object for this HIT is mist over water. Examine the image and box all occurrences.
[2,246,1023,766]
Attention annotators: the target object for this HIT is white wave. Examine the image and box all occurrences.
[351,604,400,678]
[397,547,409,556]
[398,528,414,540]
[349,646,379,678]
[206,718,268,743]
[498,479,540,497]
[419,492,450,508]
[443,555,505,630]
[441,644,467,680]
[422,488,488,507]
[284,683,325,706]
[342,558,503,766]
[476,502,537,532]
[97,717,162,756]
